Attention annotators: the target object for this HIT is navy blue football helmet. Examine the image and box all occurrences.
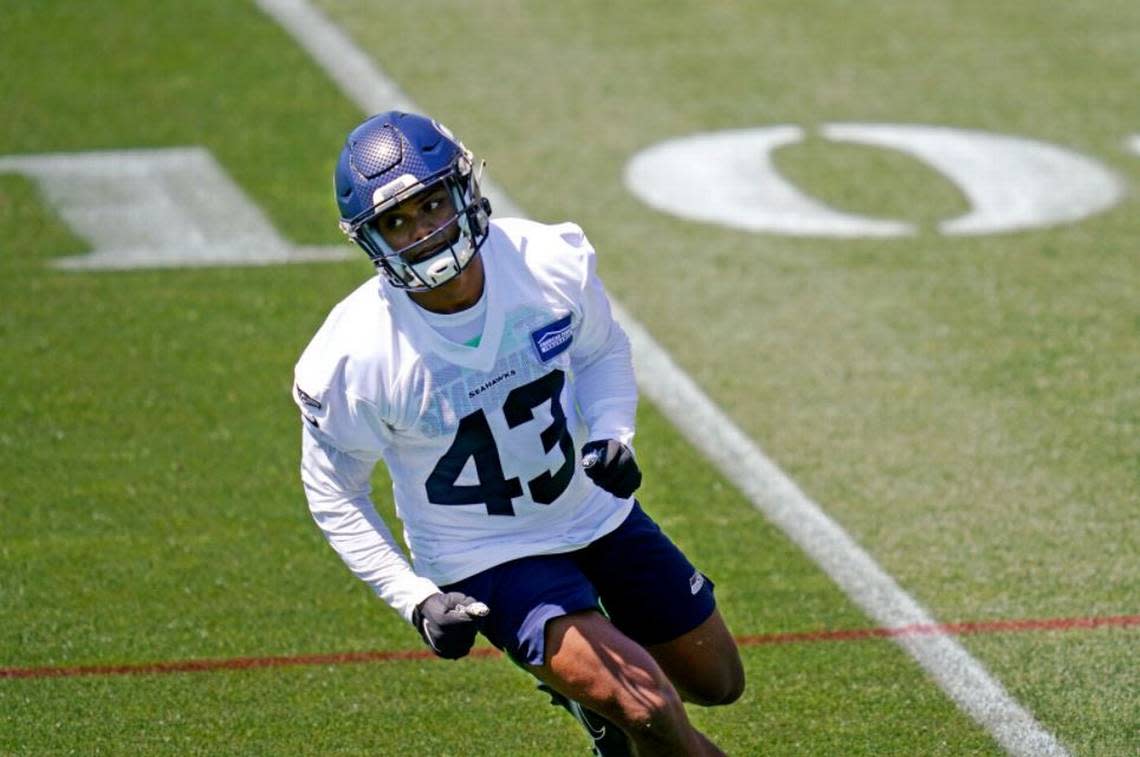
[335,111,491,290]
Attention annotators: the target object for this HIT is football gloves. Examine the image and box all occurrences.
[580,440,642,499]
[412,592,489,660]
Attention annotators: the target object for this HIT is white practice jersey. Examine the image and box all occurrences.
[294,218,638,622]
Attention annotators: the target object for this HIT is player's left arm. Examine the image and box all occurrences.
[564,228,641,498]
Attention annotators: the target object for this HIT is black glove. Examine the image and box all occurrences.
[412,592,489,660]
[580,439,642,499]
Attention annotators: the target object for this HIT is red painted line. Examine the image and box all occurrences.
[735,614,1140,647]
[0,646,501,680]
[3,615,1135,681]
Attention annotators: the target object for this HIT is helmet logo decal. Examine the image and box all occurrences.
[371,173,420,209]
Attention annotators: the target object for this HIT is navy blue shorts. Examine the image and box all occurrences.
[442,503,716,667]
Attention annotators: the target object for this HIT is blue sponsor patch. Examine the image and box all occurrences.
[531,314,573,362]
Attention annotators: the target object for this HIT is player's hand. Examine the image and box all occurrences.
[580,440,642,499]
[412,592,489,660]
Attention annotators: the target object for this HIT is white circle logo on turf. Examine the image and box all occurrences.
[624,124,1126,237]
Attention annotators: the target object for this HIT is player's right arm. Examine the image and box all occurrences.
[301,423,488,658]
[300,422,440,623]
[293,293,438,621]
[294,292,488,655]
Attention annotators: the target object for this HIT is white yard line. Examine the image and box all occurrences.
[255,1,1068,753]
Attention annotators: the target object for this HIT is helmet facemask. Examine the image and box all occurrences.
[343,153,490,291]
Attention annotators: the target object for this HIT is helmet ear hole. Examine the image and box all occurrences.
[473,197,492,235]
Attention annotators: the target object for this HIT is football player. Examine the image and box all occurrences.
[295,111,744,755]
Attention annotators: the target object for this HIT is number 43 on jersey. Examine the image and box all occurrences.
[426,369,575,516]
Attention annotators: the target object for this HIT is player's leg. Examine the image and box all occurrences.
[536,681,632,757]
[645,607,744,706]
[442,555,630,754]
[443,552,721,755]
[530,608,725,756]
[576,502,746,707]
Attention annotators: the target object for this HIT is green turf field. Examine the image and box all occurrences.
[2,1,1136,754]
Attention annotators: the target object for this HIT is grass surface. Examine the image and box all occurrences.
[2,0,1136,753]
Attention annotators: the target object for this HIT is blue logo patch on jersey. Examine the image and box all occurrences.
[531,314,573,362]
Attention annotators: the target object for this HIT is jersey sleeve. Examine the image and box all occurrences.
[293,355,396,463]
[300,423,439,623]
[293,305,437,623]
[562,225,638,446]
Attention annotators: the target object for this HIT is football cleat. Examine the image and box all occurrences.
[537,683,632,757]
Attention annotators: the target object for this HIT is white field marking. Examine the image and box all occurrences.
[0,148,351,270]
[256,1,1068,754]
[1129,135,1140,156]
[823,123,1125,235]
[624,127,915,237]
[625,125,1124,238]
